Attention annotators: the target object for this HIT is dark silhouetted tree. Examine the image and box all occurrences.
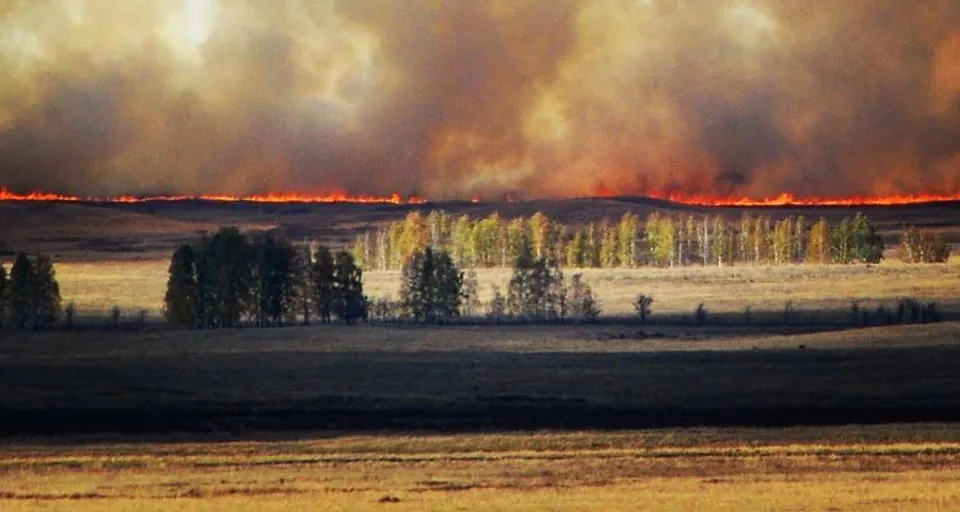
[312,245,336,324]
[332,250,365,324]
[164,244,198,327]
[31,255,62,329]
[254,233,296,327]
[400,247,463,324]
[7,253,34,329]
[569,274,600,323]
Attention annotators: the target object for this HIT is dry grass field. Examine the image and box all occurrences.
[51,257,960,321]
[2,427,960,511]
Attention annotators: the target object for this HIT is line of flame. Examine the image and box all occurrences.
[2,187,959,207]
[645,191,960,207]
[0,187,428,205]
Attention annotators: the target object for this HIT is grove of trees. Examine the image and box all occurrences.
[164,227,365,328]
[383,232,601,325]
[351,210,904,271]
[0,252,63,330]
[899,227,951,263]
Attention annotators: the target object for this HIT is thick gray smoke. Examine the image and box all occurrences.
[0,0,958,199]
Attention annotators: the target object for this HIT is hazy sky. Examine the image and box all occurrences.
[0,0,958,199]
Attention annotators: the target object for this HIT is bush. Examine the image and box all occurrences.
[633,294,653,324]
[569,274,600,323]
[899,227,951,263]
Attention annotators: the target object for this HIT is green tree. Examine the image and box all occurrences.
[332,250,365,324]
[831,217,853,263]
[568,274,600,323]
[255,233,296,327]
[507,234,561,322]
[30,255,61,329]
[164,244,198,327]
[7,253,33,329]
[400,247,463,324]
[199,227,255,328]
[312,245,336,324]
[848,213,884,263]
[633,294,653,324]
[291,245,314,325]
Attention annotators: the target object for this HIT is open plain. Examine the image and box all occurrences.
[1,198,960,510]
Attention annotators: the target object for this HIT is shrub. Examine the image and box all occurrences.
[633,294,653,324]
[899,226,951,263]
[569,274,600,323]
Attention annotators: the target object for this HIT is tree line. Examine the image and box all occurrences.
[383,230,601,325]
[0,252,62,330]
[163,227,365,328]
[348,210,946,271]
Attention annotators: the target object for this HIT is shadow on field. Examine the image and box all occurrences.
[1,335,960,437]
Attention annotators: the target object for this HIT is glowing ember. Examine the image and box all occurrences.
[0,188,427,205]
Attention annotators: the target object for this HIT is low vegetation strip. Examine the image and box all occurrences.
[1,429,959,510]
[5,443,960,471]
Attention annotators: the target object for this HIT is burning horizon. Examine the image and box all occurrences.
[2,186,959,208]
[0,187,426,205]
[1,1,959,200]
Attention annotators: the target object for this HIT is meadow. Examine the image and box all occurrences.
[55,257,960,320]
[1,427,960,510]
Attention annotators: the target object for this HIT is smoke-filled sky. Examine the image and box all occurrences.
[0,0,959,199]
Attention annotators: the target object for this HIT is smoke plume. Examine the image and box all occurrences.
[0,0,958,199]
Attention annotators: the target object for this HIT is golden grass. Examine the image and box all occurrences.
[49,258,960,319]
[55,260,169,316]
[1,428,959,511]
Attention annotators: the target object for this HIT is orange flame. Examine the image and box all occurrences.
[643,191,960,207]
[2,187,959,207]
[0,187,428,205]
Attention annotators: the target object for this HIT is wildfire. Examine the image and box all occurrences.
[2,187,959,207]
[644,191,960,207]
[0,187,428,205]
